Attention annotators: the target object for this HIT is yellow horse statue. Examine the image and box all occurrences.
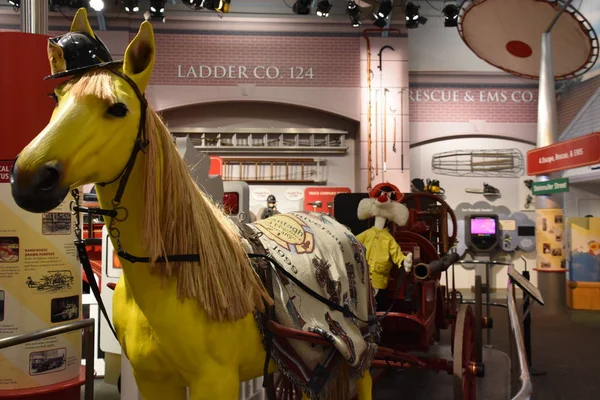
[10,9,375,400]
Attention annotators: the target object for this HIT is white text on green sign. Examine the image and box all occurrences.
[532,178,569,195]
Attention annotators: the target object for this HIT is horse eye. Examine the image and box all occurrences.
[48,93,59,105]
[107,102,128,118]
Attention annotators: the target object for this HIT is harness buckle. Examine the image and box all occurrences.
[113,206,129,222]
[69,200,77,215]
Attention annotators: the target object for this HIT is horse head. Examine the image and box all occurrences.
[10,8,156,213]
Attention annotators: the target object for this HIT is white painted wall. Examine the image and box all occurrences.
[410,136,537,290]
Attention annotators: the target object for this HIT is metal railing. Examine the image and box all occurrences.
[506,280,533,400]
[0,318,96,400]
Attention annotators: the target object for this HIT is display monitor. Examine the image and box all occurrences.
[471,217,496,235]
[465,214,500,253]
[518,226,535,237]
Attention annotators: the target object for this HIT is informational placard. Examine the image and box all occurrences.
[535,208,566,271]
[303,187,351,215]
[508,265,544,305]
[0,159,81,390]
[567,217,600,283]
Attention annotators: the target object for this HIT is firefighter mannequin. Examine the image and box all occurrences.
[356,183,413,308]
[259,194,280,219]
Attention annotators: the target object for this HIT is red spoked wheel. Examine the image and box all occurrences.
[270,372,303,400]
[453,304,479,400]
[399,192,458,254]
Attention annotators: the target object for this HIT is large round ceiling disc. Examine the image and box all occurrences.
[458,0,599,80]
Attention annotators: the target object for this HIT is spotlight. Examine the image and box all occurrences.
[149,0,166,22]
[347,0,361,28]
[123,0,139,13]
[442,1,458,27]
[215,0,231,13]
[373,0,392,28]
[405,1,427,29]
[185,0,206,10]
[316,0,331,18]
[89,0,104,11]
[293,0,311,15]
[7,0,20,8]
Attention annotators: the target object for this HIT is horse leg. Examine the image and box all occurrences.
[135,376,187,400]
[189,366,239,400]
[355,370,373,400]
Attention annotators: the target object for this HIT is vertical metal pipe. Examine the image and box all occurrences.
[485,262,492,346]
[20,0,48,35]
[84,325,95,400]
[535,12,568,314]
[535,33,562,210]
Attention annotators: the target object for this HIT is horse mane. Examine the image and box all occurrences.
[69,69,272,321]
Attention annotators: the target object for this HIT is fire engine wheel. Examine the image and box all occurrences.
[401,193,458,253]
[453,304,478,400]
[270,372,303,400]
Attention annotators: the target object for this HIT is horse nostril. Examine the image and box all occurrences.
[37,165,62,191]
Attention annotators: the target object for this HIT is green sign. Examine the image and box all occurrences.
[531,178,569,195]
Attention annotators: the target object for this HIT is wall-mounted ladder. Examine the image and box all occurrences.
[170,127,348,155]
[222,158,326,184]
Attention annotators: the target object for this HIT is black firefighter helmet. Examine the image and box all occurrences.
[45,31,122,80]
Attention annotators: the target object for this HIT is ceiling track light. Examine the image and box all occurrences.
[442,1,459,27]
[184,0,231,13]
[347,0,361,28]
[316,0,331,18]
[123,0,139,13]
[89,0,104,11]
[293,0,311,16]
[149,0,166,22]
[373,0,392,28]
[405,1,427,29]
[215,0,231,14]
[185,0,206,10]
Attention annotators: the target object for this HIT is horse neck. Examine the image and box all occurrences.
[94,149,165,306]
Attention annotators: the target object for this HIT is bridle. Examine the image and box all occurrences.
[71,68,203,265]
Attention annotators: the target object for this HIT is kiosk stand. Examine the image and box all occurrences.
[459,214,502,352]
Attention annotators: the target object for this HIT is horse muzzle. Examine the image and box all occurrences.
[10,158,70,213]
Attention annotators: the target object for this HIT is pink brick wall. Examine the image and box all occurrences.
[148,33,361,87]
[557,75,600,133]
[409,87,538,123]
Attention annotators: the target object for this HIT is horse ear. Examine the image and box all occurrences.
[122,21,155,93]
[70,8,95,37]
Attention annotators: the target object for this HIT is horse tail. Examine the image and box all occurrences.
[325,360,350,400]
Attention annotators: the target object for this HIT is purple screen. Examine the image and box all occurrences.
[471,218,496,235]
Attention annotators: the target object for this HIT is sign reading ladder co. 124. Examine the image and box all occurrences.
[178,65,315,80]
[527,132,600,175]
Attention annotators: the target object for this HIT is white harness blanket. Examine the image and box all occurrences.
[248,212,377,399]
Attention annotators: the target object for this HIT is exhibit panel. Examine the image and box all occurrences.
[0,30,82,397]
